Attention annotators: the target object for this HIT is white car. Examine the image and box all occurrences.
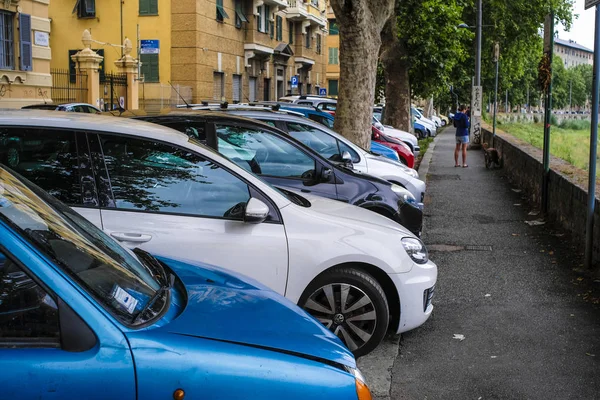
[430,115,443,128]
[3,110,437,357]
[412,107,437,137]
[225,109,426,202]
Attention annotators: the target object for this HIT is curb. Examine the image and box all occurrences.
[417,128,445,181]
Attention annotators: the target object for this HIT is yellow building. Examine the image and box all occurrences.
[325,8,338,97]
[0,0,52,108]
[49,0,329,109]
[49,0,171,109]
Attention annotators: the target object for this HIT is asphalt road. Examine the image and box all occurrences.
[359,127,600,400]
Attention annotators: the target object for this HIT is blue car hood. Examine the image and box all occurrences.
[149,256,356,368]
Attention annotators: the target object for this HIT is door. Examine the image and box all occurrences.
[0,247,134,399]
[214,123,339,200]
[92,133,289,295]
[249,77,257,102]
[0,127,102,227]
[263,78,271,101]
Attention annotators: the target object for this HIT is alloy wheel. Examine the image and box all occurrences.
[7,148,19,168]
[303,283,377,352]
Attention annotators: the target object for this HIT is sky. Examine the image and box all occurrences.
[557,0,596,50]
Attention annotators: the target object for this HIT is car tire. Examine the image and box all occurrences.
[399,157,408,166]
[299,267,389,357]
[415,129,424,139]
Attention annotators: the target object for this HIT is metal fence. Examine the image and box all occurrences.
[51,68,88,103]
[100,72,128,111]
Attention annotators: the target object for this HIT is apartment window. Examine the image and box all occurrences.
[233,74,242,103]
[140,53,159,82]
[305,26,311,48]
[311,0,319,6]
[328,47,339,65]
[276,15,283,41]
[216,0,229,22]
[139,0,158,15]
[329,19,339,35]
[316,34,321,54]
[235,0,248,29]
[328,80,338,96]
[288,21,294,44]
[270,20,275,39]
[214,72,225,100]
[73,0,96,18]
[257,5,270,33]
[0,11,15,70]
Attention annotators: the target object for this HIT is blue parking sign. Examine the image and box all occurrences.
[319,88,327,96]
[291,75,299,88]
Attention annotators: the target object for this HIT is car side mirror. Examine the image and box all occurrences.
[244,198,269,224]
[341,151,353,167]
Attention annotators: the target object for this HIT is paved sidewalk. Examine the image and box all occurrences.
[388,127,600,399]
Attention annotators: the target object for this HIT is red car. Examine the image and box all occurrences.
[372,125,415,168]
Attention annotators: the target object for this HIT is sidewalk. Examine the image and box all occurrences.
[389,127,600,399]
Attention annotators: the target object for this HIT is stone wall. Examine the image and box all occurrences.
[494,113,593,124]
[481,127,600,273]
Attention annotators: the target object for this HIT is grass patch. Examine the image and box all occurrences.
[418,137,434,156]
[500,122,600,172]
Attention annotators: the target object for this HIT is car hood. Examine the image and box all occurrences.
[365,153,419,177]
[296,191,413,236]
[149,256,356,368]
[381,127,418,146]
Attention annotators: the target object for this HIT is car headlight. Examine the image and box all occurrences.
[391,184,417,205]
[344,367,372,400]
[401,237,429,264]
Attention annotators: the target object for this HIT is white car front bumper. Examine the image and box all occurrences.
[390,259,437,333]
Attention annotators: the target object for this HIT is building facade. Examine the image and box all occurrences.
[325,7,338,97]
[554,38,593,69]
[172,0,328,104]
[0,0,52,108]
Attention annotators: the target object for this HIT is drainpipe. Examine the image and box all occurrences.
[120,0,124,58]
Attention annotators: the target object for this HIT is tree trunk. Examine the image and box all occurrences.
[379,14,411,132]
[331,0,395,150]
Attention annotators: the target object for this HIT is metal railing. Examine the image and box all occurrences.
[51,68,88,104]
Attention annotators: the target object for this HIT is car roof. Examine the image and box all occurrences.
[0,109,189,146]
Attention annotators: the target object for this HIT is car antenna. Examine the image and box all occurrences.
[37,88,49,104]
[168,81,191,108]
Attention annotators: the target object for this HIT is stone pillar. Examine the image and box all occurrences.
[71,30,103,107]
[114,38,140,110]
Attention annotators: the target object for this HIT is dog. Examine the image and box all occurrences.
[483,143,502,169]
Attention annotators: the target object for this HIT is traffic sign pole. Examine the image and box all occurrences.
[585,4,600,269]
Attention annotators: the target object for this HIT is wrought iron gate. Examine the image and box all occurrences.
[100,72,127,111]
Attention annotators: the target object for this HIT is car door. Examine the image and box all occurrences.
[213,122,339,201]
[0,245,135,399]
[89,132,289,295]
[0,127,102,227]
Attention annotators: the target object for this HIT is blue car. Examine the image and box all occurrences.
[274,103,401,162]
[0,166,371,399]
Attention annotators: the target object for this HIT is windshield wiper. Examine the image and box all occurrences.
[132,248,174,325]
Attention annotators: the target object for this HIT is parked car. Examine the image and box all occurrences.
[372,115,420,156]
[372,124,415,168]
[273,103,408,162]
[279,95,338,115]
[198,106,424,198]
[0,164,373,399]
[2,110,437,356]
[411,108,437,137]
[22,102,101,113]
[373,106,430,140]
[438,114,449,126]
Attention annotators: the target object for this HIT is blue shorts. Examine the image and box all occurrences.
[456,135,470,144]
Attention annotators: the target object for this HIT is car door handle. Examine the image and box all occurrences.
[110,232,153,243]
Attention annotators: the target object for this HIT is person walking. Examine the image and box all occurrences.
[454,104,470,167]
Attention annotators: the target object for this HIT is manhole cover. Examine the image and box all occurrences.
[465,245,493,251]
[428,244,464,252]
[429,174,461,181]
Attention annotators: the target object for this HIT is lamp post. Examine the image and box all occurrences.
[493,42,500,137]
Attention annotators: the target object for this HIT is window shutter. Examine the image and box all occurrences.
[139,0,148,15]
[150,0,158,14]
[276,16,282,41]
[233,75,242,102]
[19,13,32,71]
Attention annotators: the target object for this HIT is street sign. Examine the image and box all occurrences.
[585,0,600,10]
[543,14,553,54]
[140,39,160,54]
[291,75,299,88]
[319,88,327,96]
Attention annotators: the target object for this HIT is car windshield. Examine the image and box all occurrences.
[0,167,161,325]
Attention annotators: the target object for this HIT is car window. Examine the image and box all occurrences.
[287,122,340,160]
[71,105,87,113]
[307,114,333,129]
[0,128,82,206]
[215,124,316,180]
[0,248,60,347]
[338,141,360,163]
[0,167,160,325]
[319,103,337,111]
[85,106,99,114]
[99,134,251,219]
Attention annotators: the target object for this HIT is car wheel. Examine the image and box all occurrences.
[299,267,389,357]
[415,129,424,139]
[442,120,447,126]
[399,157,408,166]
[6,146,20,168]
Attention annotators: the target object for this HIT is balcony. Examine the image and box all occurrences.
[286,0,327,28]
[253,0,289,11]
